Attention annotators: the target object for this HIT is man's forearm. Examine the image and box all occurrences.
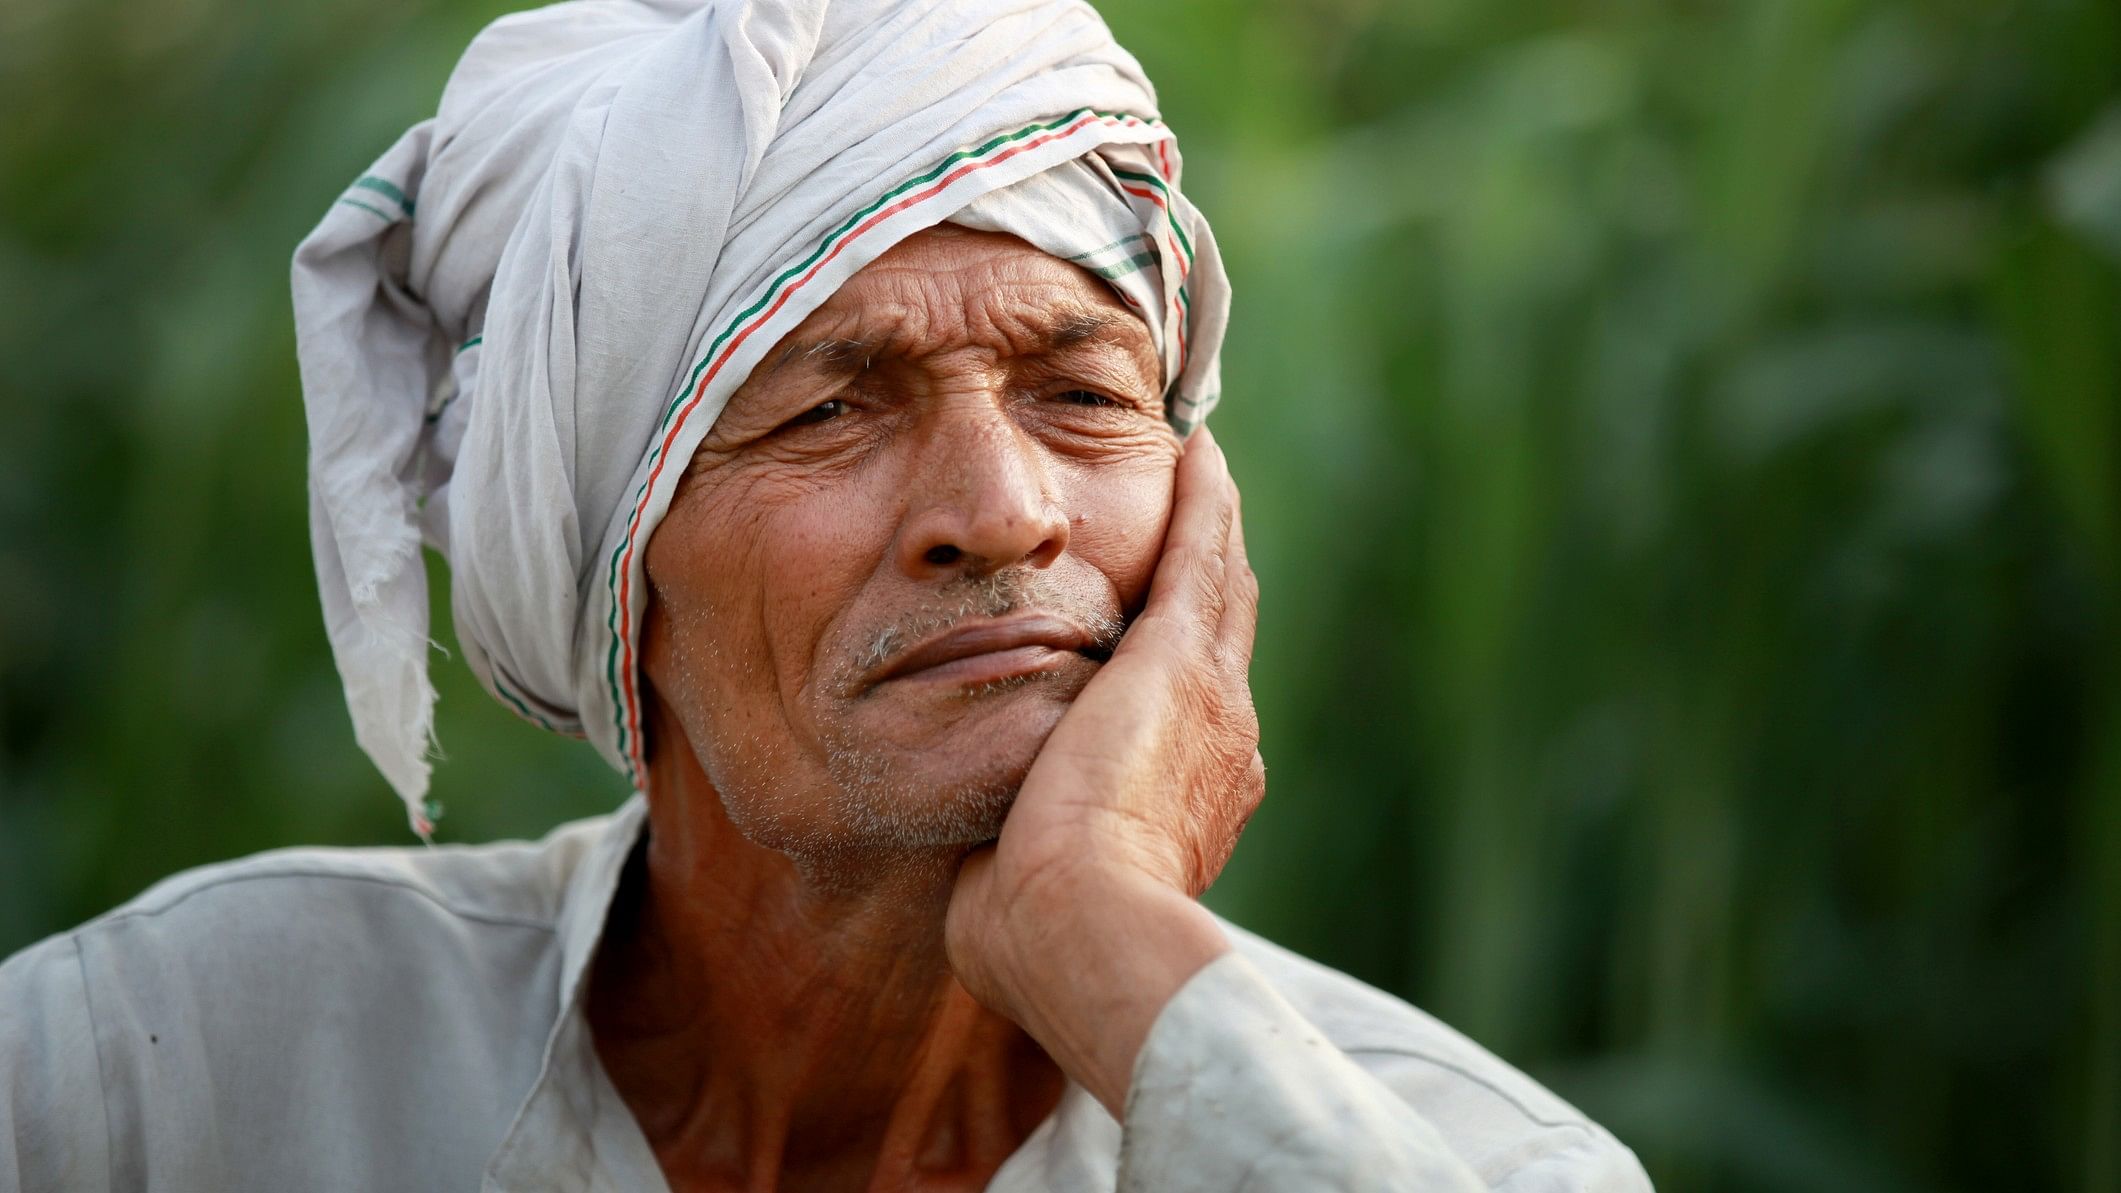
[976,865,1231,1116]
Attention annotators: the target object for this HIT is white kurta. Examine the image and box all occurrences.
[0,801,1649,1191]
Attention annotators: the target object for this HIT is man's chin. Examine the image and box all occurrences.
[811,689,1069,851]
[827,740,1040,842]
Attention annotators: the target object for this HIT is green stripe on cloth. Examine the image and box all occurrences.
[1109,167,1193,263]
[335,196,397,222]
[1066,232,1153,262]
[354,175,415,218]
[1080,250,1158,280]
[493,674,560,734]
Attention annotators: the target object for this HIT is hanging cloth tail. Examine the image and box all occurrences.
[291,120,446,841]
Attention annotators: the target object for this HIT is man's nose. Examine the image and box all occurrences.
[896,400,1069,580]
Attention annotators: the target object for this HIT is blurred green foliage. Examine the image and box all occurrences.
[2,0,2117,1188]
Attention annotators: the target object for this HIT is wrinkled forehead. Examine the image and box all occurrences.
[802,225,1153,353]
[722,226,1163,415]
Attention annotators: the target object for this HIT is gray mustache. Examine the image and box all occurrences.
[853,570,1127,682]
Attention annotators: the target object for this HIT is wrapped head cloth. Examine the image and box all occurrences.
[292,0,1229,836]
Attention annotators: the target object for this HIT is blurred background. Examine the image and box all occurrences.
[2,0,2117,1188]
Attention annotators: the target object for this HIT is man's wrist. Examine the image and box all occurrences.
[981,864,1231,1115]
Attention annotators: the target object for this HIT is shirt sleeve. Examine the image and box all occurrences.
[1115,951,1651,1192]
[0,936,112,1193]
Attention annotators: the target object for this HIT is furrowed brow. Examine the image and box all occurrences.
[1037,308,1158,390]
[764,308,1141,380]
[769,335,883,378]
[1048,309,1120,349]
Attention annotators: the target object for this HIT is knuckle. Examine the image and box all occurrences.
[1192,533,1231,573]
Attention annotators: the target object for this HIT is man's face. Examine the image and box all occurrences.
[641,226,1178,862]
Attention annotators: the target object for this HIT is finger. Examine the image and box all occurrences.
[1137,426,1234,645]
[1241,747,1267,821]
[1217,458,1259,671]
[1196,749,1267,894]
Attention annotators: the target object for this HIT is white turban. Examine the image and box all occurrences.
[291,0,1229,837]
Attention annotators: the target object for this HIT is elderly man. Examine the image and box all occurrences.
[0,1,1649,1190]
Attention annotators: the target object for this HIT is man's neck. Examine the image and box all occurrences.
[587,719,1064,1193]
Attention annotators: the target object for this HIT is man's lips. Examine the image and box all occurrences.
[868,613,1104,690]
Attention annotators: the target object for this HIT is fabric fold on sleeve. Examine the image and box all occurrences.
[1117,950,1658,1192]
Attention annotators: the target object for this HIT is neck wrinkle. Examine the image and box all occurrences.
[586,697,1062,1191]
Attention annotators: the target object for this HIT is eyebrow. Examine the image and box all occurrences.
[766,309,1132,379]
[778,336,879,376]
[1049,310,1120,347]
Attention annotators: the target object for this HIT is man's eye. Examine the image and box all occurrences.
[1054,389,1119,407]
[785,398,849,427]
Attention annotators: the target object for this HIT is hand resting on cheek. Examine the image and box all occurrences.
[945,424,1266,1114]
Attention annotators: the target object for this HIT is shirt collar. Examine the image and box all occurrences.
[479,792,1119,1191]
[483,793,657,1192]
[554,793,650,1001]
